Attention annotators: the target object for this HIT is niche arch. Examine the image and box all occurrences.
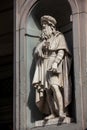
[26,0,74,127]
[17,0,84,129]
[19,0,79,28]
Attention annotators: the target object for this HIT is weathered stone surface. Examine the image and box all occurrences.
[35,117,72,127]
[14,0,87,130]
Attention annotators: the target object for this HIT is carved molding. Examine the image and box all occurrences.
[68,0,79,14]
[68,0,87,14]
[19,0,38,29]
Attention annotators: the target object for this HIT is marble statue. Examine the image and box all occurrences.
[32,15,72,121]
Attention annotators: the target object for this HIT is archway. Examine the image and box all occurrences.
[26,0,75,128]
[15,0,87,129]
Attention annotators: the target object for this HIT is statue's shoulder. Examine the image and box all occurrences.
[55,31,64,38]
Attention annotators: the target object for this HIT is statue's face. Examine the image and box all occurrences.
[41,22,53,39]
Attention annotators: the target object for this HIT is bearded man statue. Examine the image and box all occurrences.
[32,15,72,120]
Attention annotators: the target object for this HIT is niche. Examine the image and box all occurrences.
[26,0,75,128]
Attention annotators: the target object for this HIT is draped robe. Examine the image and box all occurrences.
[32,31,72,115]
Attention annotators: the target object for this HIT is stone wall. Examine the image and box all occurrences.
[14,0,87,130]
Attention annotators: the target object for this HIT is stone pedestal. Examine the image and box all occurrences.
[35,117,72,127]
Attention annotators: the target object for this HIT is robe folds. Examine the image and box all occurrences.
[32,31,72,115]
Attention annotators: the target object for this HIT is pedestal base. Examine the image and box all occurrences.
[35,117,72,127]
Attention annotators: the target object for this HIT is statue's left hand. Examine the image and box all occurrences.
[51,62,57,72]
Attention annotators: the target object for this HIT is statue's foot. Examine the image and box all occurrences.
[58,113,66,124]
[59,112,66,118]
[44,114,55,120]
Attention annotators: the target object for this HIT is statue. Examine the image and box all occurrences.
[32,15,72,121]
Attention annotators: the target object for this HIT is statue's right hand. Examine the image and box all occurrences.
[34,47,43,57]
[34,47,39,55]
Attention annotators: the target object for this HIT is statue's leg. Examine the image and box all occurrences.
[44,89,56,120]
[51,85,66,118]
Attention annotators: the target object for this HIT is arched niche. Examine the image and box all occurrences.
[16,0,85,129]
[25,0,75,128]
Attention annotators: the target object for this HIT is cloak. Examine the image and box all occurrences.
[32,32,72,114]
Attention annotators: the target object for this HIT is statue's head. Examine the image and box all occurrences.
[40,15,57,39]
[41,15,57,27]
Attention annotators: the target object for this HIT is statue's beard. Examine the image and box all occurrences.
[41,30,52,40]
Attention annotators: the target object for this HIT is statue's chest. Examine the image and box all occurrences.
[46,36,59,50]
